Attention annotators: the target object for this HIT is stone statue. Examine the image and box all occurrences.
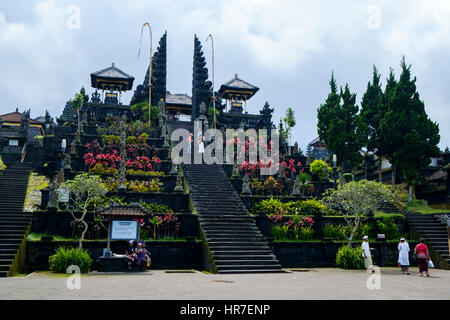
[291,175,301,196]
[47,177,58,210]
[174,170,184,192]
[278,161,285,178]
[170,161,178,175]
[70,138,77,155]
[322,165,329,180]
[64,153,72,170]
[82,112,88,125]
[241,174,252,195]
[56,168,65,186]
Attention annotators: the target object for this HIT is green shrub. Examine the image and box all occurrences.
[291,199,328,215]
[271,225,289,240]
[49,247,92,273]
[323,224,347,240]
[298,226,315,240]
[0,156,6,170]
[310,160,332,180]
[336,245,365,269]
[251,197,286,214]
[352,223,370,241]
[101,134,120,145]
[376,218,401,240]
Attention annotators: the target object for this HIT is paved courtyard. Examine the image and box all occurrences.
[1,267,449,300]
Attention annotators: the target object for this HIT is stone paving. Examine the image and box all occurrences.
[1,267,449,300]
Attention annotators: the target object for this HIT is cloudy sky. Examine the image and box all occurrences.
[0,0,449,150]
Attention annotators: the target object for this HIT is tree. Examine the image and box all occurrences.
[283,107,296,147]
[360,66,386,182]
[322,180,394,247]
[317,74,367,183]
[71,92,85,133]
[380,57,440,201]
[60,174,108,250]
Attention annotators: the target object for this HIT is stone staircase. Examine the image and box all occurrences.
[405,212,449,267]
[182,163,283,274]
[378,201,449,267]
[377,201,403,214]
[0,163,33,277]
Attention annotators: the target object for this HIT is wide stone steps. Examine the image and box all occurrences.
[183,163,282,274]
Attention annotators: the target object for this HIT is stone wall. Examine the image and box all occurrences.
[26,239,203,272]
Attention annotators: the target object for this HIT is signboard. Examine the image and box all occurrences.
[111,220,138,240]
[57,188,69,203]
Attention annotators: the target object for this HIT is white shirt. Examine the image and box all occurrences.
[362,241,371,257]
[398,242,410,265]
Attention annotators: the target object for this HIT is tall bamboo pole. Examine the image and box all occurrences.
[138,22,153,128]
[206,34,216,129]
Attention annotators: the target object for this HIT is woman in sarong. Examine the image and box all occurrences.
[414,238,430,277]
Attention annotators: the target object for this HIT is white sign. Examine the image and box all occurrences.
[57,188,69,203]
[111,220,138,240]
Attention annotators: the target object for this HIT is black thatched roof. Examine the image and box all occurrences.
[97,203,149,218]
[90,63,135,91]
[219,74,259,100]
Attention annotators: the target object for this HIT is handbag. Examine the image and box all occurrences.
[428,260,435,268]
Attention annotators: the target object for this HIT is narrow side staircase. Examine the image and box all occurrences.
[405,212,449,267]
[0,163,33,277]
[182,163,283,274]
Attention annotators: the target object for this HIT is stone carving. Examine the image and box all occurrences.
[435,214,450,226]
[70,138,77,155]
[192,34,212,120]
[174,169,184,192]
[64,153,72,170]
[91,90,101,104]
[322,165,329,180]
[291,175,301,196]
[47,177,58,210]
[241,174,252,195]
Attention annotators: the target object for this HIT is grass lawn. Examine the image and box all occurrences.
[374,211,405,219]
[404,199,450,214]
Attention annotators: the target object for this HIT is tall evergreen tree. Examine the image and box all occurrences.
[192,34,212,120]
[317,74,366,183]
[360,66,385,182]
[380,57,440,201]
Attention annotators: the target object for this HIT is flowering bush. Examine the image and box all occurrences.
[146,212,181,239]
[84,139,160,173]
[270,215,315,240]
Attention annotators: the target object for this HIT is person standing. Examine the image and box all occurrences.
[414,238,431,277]
[362,236,375,273]
[398,238,410,275]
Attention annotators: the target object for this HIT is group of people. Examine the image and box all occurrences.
[187,133,205,154]
[362,236,432,277]
[125,240,151,270]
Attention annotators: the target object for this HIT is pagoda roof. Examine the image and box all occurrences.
[166,92,192,106]
[90,63,135,91]
[308,137,326,147]
[1,109,41,125]
[219,74,259,100]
